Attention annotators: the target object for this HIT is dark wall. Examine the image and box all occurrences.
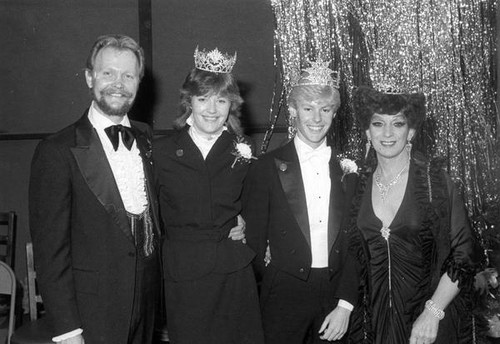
[0,0,280,278]
[0,0,141,279]
[1,0,276,133]
[150,0,275,130]
[1,0,140,133]
[0,140,38,279]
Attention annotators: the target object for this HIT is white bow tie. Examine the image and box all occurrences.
[300,145,331,164]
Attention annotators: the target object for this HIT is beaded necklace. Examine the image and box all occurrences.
[374,161,409,203]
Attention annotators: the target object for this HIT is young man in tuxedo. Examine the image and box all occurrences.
[29,34,160,344]
[243,61,359,343]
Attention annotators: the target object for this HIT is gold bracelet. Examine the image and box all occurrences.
[425,300,445,320]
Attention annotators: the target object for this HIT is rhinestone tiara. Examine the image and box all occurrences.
[373,82,405,94]
[194,46,237,74]
[291,59,340,89]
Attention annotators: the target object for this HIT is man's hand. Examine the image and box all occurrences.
[319,306,351,341]
[409,309,440,344]
[60,334,85,344]
[228,214,246,242]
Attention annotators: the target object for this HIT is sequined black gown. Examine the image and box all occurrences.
[357,176,426,343]
[349,155,480,344]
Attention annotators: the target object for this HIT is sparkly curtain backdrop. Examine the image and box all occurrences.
[262,0,368,155]
[267,0,498,233]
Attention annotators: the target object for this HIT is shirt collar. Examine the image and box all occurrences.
[88,101,131,131]
[186,114,227,141]
[294,135,328,158]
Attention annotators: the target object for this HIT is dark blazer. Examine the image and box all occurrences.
[242,140,359,305]
[29,112,160,344]
[154,128,255,282]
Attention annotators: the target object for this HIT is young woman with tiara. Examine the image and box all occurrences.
[154,46,264,344]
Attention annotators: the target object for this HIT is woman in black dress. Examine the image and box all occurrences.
[347,86,480,344]
[154,47,264,344]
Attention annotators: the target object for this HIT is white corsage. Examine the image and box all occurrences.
[340,158,358,181]
[231,137,257,168]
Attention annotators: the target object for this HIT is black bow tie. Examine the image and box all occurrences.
[104,125,135,151]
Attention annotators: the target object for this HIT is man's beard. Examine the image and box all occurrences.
[91,87,135,117]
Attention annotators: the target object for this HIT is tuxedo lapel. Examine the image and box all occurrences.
[70,114,134,243]
[328,152,345,253]
[274,142,311,247]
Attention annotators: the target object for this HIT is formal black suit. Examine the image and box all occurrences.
[242,140,359,344]
[29,111,161,344]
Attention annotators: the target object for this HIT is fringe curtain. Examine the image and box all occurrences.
[263,0,498,242]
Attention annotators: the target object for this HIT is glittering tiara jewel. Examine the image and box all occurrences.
[372,82,406,94]
[291,59,340,89]
[194,46,237,74]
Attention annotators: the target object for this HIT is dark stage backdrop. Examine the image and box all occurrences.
[0,0,281,279]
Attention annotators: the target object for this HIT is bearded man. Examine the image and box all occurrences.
[29,34,161,344]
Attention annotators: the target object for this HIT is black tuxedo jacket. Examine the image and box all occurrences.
[242,140,359,305]
[29,112,160,343]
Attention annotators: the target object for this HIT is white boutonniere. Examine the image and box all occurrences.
[340,158,358,181]
[231,137,257,168]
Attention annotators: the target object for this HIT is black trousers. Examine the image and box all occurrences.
[127,251,161,344]
[261,268,347,344]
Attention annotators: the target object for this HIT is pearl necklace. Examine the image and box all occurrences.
[374,162,409,202]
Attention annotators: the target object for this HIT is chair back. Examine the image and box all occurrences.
[9,243,54,344]
[26,242,43,321]
[0,260,16,344]
[0,211,16,268]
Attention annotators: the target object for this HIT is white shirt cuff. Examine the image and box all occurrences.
[52,328,83,342]
[337,299,354,311]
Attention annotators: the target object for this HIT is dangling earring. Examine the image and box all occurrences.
[288,116,297,139]
[406,140,412,160]
[365,138,372,160]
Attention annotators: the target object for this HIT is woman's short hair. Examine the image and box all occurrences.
[288,85,341,113]
[86,34,145,79]
[174,68,244,135]
[352,86,426,130]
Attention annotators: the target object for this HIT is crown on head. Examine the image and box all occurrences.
[291,59,340,89]
[194,46,237,74]
[373,82,406,94]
